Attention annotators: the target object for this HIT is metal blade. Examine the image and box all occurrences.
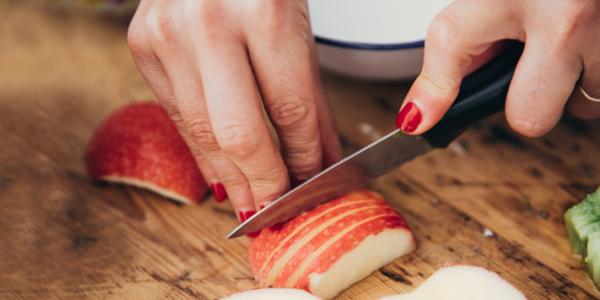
[227,129,432,238]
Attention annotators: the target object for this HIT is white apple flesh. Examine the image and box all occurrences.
[221,288,321,300]
[379,265,526,300]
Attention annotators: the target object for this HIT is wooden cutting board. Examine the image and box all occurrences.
[1,2,599,299]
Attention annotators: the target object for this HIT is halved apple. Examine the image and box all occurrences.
[85,102,208,204]
[249,190,416,299]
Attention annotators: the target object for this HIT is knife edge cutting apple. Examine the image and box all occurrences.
[228,42,524,239]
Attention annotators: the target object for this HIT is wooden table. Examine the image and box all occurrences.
[2,2,600,299]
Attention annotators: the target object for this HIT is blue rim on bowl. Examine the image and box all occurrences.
[314,35,424,51]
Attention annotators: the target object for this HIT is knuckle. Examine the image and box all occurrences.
[427,13,461,49]
[191,2,226,38]
[269,95,312,128]
[286,144,322,177]
[217,124,261,158]
[419,72,459,96]
[162,104,183,124]
[564,0,595,21]
[554,0,594,43]
[250,174,288,202]
[127,27,150,58]
[258,0,305,26]
[185,120,220,152]
[220,174,248,190]
[145,9,176,45]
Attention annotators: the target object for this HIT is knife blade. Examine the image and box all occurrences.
[227,129,430,238]
[227,42,524,239]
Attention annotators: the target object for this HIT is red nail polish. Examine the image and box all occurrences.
[210,182,228,203]
[269,222,284,231]
[259,202,272,211]
[395,102,422,133]
[238,210,261,237]
[247,231,260,238]
[238,210,256,222]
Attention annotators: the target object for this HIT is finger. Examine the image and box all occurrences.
[314,78,344,168]
[129,2,220,198]
[568,60,600,119]
[396,0,523,135]
[505,38,582,137]
[568,87,600,119]
[156,54,257,212]
[195,33,289,208]
[245,2,324,182]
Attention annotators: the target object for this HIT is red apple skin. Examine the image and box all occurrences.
[249,192,386,282]
[273,208,400,286]
[248,190,415,293]
[86,102,208,204]
[292,216,406,289]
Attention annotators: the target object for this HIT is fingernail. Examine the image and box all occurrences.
[238,210,256,222]
[395,102,422,133]
[259,202,272,211]
[247,231,260,238]
[238,210,260,238]
[210,182,228,203]
[269,222,284,231]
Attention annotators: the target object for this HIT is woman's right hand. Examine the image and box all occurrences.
[127,0,342,225]
[396,0,600,137]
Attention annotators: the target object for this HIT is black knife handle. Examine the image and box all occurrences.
[422,41,524,148]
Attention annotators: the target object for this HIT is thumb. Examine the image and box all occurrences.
[396,0,520,135]
[396,42,500,134]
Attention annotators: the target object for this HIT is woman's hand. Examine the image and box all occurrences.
[396,0,600,136]
[127,0,342,223]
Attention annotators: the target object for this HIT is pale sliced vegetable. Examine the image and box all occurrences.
[221,288,320,300]
[378,265,526,300]
[565,187,600,255]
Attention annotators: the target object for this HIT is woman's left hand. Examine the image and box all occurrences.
[396,0,600,137]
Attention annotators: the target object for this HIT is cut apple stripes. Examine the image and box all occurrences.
[248,190,416,299]
[251,196,384,280]
[268,207,398,287]
[294,216,407,288]
[263,205,391,286]
[286,214,403,287]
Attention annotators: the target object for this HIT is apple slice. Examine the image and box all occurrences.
[85,102,208,204]
[378,265,526,300]
[221,288,321,300]
[249,190,416,299]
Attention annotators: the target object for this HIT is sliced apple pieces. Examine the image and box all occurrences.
[379,265,526,300]
[248,190,416,299]
[221,288,321,300]
[85,102,208,204]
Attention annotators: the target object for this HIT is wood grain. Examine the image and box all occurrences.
[1,2,599,299]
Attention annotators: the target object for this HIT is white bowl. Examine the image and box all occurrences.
[309,0,452,81]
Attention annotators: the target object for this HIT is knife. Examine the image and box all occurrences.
[227,42,524,238]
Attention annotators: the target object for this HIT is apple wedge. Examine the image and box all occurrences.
[221,288,321,300]
[379,265,526,300]
[249,190,416,299]
[85,102,208,204]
